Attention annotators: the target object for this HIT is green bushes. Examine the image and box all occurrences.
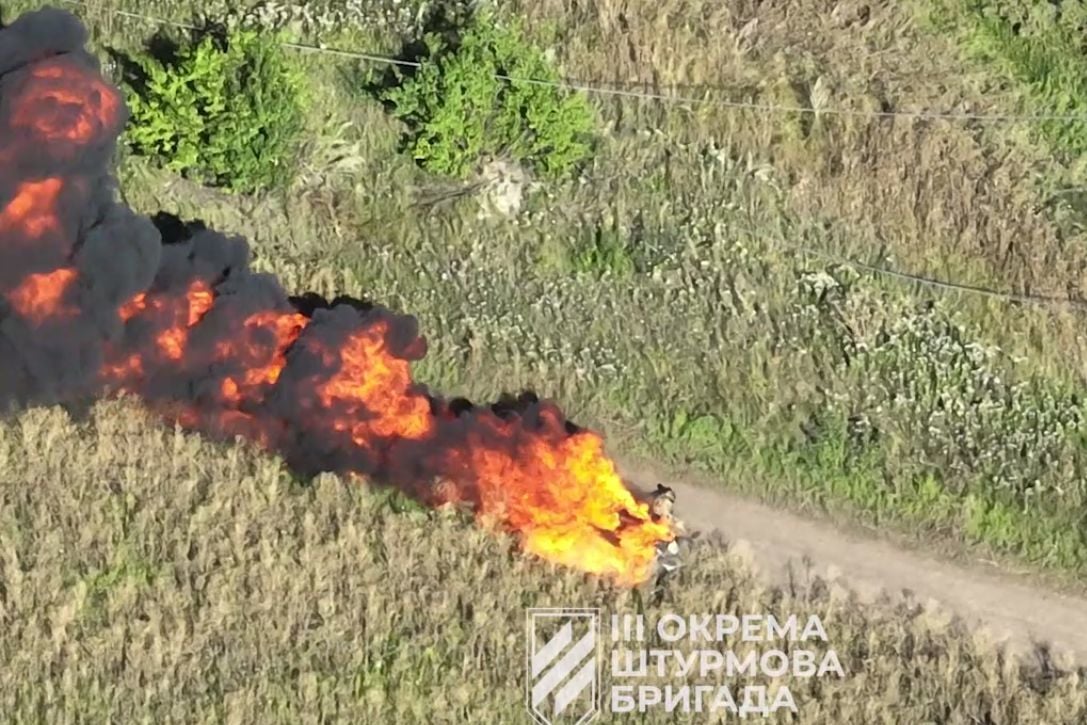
[121,28,306,194]
[379,10,595,179]
[118,11,590,191]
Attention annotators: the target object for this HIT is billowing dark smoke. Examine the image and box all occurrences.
[0,8,159,408]
[0,7,673,583]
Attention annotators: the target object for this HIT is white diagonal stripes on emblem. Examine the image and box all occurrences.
[531,627,596,709]
[532,622,572,678]
[552,658,596,716]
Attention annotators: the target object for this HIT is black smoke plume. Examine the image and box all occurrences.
[0,7,672,584]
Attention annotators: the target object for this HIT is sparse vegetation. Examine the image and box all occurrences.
[121,26,306,193]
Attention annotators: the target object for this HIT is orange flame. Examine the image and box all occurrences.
[316,323,435,443]
[0,179,63,239]
[153,281,213,360]
[102,282,214,384]
[9,59,121,146]
[468,428,673,583]
[216,311,310,405]
[118,293,147,322]
[6,267,77,322]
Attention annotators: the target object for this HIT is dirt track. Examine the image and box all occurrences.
[622,463,1087,665]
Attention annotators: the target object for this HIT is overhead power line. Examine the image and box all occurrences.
[42,0,1087,313]
[54,0,1087,125]
[728,222,1087,312]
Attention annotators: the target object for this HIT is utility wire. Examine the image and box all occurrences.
[48,0,1087,312]
[728,222,1087,312]
[54,0,1087,125]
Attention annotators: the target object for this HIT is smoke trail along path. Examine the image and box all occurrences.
[0,8,673,584]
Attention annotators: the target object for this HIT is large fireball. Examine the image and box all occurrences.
[0,8,674,585]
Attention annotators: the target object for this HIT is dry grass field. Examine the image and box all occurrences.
[1,400,1085,722]
[4,0,1087,721]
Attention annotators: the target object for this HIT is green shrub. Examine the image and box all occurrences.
[122,28,306,193]
[379,10,595,179]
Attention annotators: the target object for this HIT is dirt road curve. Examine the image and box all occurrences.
[623,464,1087,665]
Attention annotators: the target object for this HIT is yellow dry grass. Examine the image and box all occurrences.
[0,399,1083,722]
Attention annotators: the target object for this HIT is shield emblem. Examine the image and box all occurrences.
[525,608,601,725]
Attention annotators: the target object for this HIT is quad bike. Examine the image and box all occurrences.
[647,483,699,575]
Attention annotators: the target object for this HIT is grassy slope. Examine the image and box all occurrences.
[1,400,1084,722]
[8,0,1087,580]
[923,0,1087,159]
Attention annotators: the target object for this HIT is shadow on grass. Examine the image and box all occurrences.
[351,3,476,101]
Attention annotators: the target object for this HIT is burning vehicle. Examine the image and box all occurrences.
[0,8,678,585]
